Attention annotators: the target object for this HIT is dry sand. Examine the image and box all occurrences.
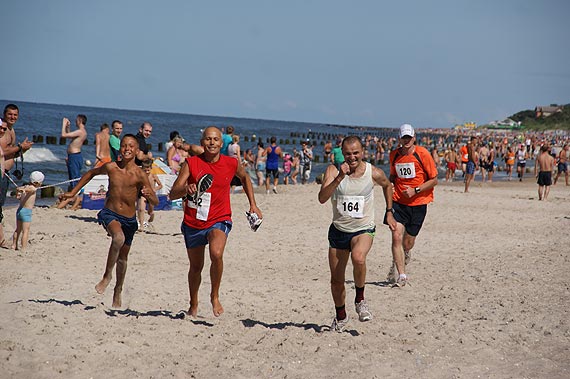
[0,179,569,378]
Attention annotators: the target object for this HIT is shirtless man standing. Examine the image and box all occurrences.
[478,142,490,183]
[94,123,112,168]
[61,134,158,308]
[444,145,458,182]
[61,115,88,190]
[535,144,555,201]
[0,104,33,245]
[464,137,478,193]
[553,144,569,186]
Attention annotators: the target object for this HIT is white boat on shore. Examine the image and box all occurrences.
[81,159,181,210]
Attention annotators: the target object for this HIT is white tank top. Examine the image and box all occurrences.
[227,143,239,159]
[331,162,375,233]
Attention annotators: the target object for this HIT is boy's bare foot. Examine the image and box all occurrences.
[95,277,112,294]
[148,212,154,223]
[212,298,224,317]
[187,304,198,317]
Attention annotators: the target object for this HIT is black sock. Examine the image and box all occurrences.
[335,305,346,320]
[355,286,365,303]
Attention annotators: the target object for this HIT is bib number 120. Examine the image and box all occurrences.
[399,166,413,176]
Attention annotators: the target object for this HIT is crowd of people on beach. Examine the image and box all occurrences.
[1,100,569,332]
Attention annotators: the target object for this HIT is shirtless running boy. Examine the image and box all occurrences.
[62,134,158,308]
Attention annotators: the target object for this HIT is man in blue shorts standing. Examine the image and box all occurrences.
[464,136,478,193]
[61,115,87,191]
[319,136,395,332]
[265,136,283,194]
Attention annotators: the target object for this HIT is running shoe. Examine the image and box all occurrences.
[330,315,350,333]
[188,173,213,204]
[404,250,411,265]
[272,187,278,194]
[355,300,372,322]
[392,274,409,288]
[245,211,263,232]
[386,261,398,284]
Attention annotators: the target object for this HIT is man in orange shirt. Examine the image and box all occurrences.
[385,124,438,287]
[459,142,469,179]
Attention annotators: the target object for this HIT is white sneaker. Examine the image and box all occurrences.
[330,315,350,333]
[392,274,409,288]
[355,300,372,322]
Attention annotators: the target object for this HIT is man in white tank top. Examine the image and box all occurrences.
[318,136,396,332]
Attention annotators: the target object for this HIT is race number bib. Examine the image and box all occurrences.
[187,192,211,221]
[337,195,364,218]
[395,162,416,179]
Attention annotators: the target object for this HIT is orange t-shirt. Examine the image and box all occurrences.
[460,145,469,163]
[505,151,515,165]
[390,146,437,206]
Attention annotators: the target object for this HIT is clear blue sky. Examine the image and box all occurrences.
[2,0,569,128]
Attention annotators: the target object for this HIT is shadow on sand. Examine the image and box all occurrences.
[25,298,213,326]
[241,318,359,336]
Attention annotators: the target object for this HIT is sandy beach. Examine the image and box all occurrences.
[1,179,569,378]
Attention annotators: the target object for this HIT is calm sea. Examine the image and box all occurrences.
[2,100,396,198]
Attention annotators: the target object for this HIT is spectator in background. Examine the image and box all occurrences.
[109,120,123,162]
[330,138,345,170]
[135,122,153,166]
[0,104,34,247]
[504,146,515,181]
[94,123,111,168]
[165,130,180,154]
[299,139,313,184]
[221,126,234,155]
[255,141,267,187]
[167,136,187,175]
[61,115,87,191]
[554,144,569,186]
[265,136,283,194]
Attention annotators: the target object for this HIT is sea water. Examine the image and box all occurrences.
[3,100,395,204]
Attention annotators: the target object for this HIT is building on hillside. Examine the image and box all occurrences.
[535,105,564,118]
[488,118,521,129]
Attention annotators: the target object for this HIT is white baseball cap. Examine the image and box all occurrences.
[30,171,45,184]
[399,124,415,138]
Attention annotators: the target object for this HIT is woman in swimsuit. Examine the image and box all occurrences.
[167,136,187,174]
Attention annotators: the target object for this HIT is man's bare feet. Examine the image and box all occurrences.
[211,297,224,317]
[112,291,122,308]
[95,276,112,294]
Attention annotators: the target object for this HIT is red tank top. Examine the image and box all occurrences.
[183,155,238,229]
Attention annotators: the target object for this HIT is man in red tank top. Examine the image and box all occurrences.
[170,127,262,318]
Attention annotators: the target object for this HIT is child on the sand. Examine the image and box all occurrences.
[12,171,44,251]
[138,159,162,230]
